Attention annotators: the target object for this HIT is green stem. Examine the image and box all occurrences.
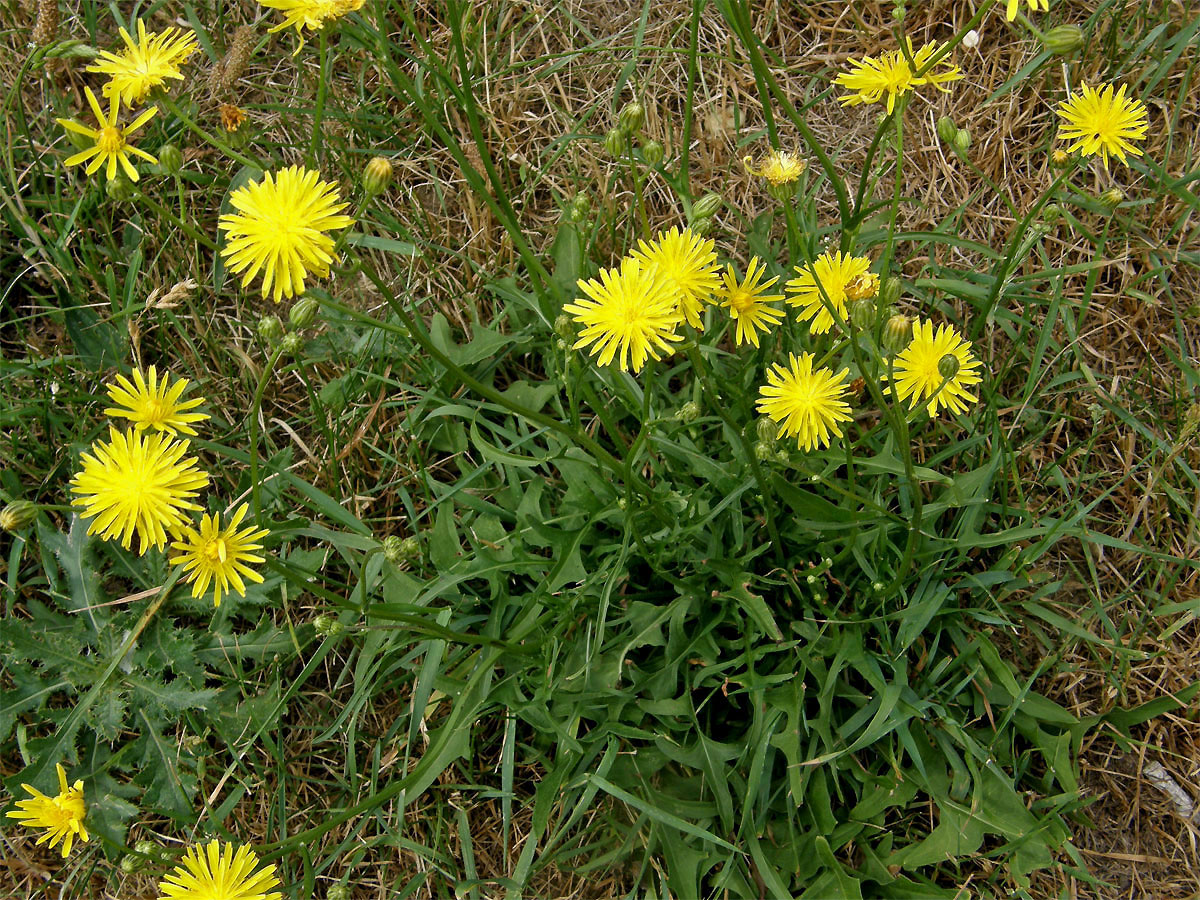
[132,186,217,250]
[883,355,923,593]
[879,97,906,277]
[157,95,263,171]
[309,27,330,167]
[249,345,287,522]
[627,134,651,241]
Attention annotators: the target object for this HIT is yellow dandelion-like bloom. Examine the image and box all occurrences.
[785,251,874,335]
[629,227,721,329]
[169,504,269,607]
[217,165,355,303]
[835,40,963,114]
[888,319,983,417]
[1056,83,1148,169]
[86,20,198,108]
[103,366,208,436]
[743,150,806,187]
[5,764,89,858]
[563,258,683,372]
[718,258,784,349]
[70,426,209,555]
[220,103,247,132]
[56,87,158,182]
[157,840,283,900]
[259,0,364,47]
[1006,0,1049,20]
[756,353,853,452]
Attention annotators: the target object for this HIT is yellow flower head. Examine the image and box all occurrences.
[563,257,683,372]
[86,20,198,108]
[56,87,158,182]
[718,258,784,349]
[1056,83,1148,169]
[70,426,209,555]
[217,165,355,303]
[158,840,283,900]
[835,40,963,114]
[5,764,89,858]
[170,504,269,607]
[259,0,364,48]
[220,103,248,132]
[888,319,983,417]
[103,366,208,436]
[756,352,853,452]
[743,150,806,187]
[1006,0,1049,21]
[629,226,721,328]
[785,251,873,335]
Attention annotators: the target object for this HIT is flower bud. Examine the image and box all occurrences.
[157,143,184,175]
[0,500,37,532]
[691,193,722,220]
[106,174,135,202]
[554,314,575,342]
[604,127,626,157]
[952,128,971,155]
[640,139,664,166]
[363,156,394,194]
[688,216,713,237]
[880,276,902,308]
[1051,148,1069,167]
[383,535,420,564]
[849,296,876,325]
[328,888,351,900]
[313,614,345,637]
[1100,188,1124,208]
[119,854,141,873]
[289,296,320,330]
[936,116,958,145]
[675,400,700,423]
[882,313,912,354]
[755,440,775,461]
[568,192,590,223]
[257,314,284,345]
[280,331,304,355]
[756,418,778,441]
[1042,24,1084,56]
[938,354,961,380]
[1042,203,1062,223]
[845,272,879,302]
[891,0,905,22]
[617,100,645,135]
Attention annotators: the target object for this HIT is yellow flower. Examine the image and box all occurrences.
[70,426,209,555]
[1056,83,1148,169]
[5,764,89,858]
[157,840,283,900]
[563,257,683,372]
[756,353,853,451]
[217,165,355,303]
[86,20,198,108]
[56,87,158,182]
[718,258,784,348]
[103,366,208,436]
[220,103,247,132]
[259,0,364,47]
[785,251,873,335]
[835,40,963,114]
[170,504,269,607]
[1006,0,1049,20]
[629,226,721,328]
[743,149,806,187]
[888,319,982,416]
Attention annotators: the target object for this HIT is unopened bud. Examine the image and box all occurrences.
[363,156,393,194]
[157,143,184,175]
[640,139,663,166]
[289,296,320,330]
[849,296,876,325]
[755,440,775,461]
[691,193,722,220]
[756,418,777,441]
[880,276,902,308]
[891,1,905,22]
[0,500,37,532]
[119,855,141,873]
[1042,203,1062,223]
[688,216,713,237]
[1042,24,1084,56]
[617,100,645,135]
[106,174,135,201]
[882,313,912,354]
[938,354,960,380]
[675,400,700,423]
[1052,148,1070,167]
[280,331,304,355]
[568,193,590,223]
[257,314,284,345]
[1100,188,1124,208]
[554,314,575,342]
[936,116,958,145]
[328,888,351,900]
[313,614,345,637]
[604,127,626,157]
[952,128,971,154]
[383,535,420,564]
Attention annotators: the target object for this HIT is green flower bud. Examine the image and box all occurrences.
[1042,203,1062,223]
[604,127,626,157]
[363,156,394,194]
[880,276,902,308]
[936,116,958,144]
[938,354,960,380]
[882,313,912,354]
[133,840,158,856]
[0,500,37,532]
[382,535,403,564]
[756,418,778,441]
[952,128,971,155]
[328,888,351,900]
[554,314,575,342]
[280,331,304,355]
[1042,24,1084,56]
[568,192,591,223]
[106,174,135,202]
[618,100,645,135]
[754,440,775,461]
[257,314,284,346]
[849,296,876,325]
[688,216,713,237]
[675,400,700,423]
[640,138,664,167]
[289,296,320,330]
[157,143,184,175]
[691,193,722,220]
[313,614,345,637]
[383,535,420,564]
[119,854,141,873]
[1100,188,1125,208]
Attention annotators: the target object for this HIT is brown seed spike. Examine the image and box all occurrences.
[31,0,60,46]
